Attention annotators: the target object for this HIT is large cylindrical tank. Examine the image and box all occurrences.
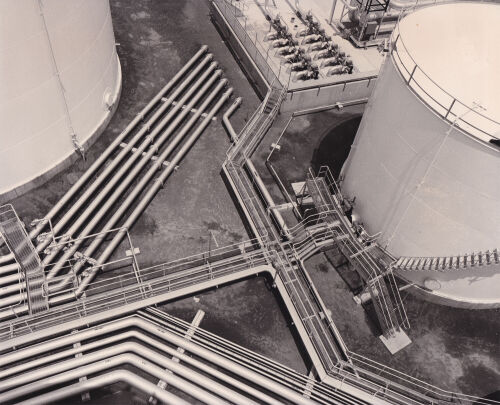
[0,0,121,200]
[341,3,500,305]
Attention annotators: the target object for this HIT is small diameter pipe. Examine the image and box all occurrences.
[245,159,290,239]
[1,315,316,405]
[0,343,248,405]
[49,84,232,299]
[0,48,210,271]
[41,57,217,270]
[222,97,242,142]
[14,370,190,405]
[44,66,222,280]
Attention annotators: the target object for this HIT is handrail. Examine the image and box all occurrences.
[391,25,499,144]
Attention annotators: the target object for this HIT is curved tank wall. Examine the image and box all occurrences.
[340,3,500,305]
[0,0,121,200]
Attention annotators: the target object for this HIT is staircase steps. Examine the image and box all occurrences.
[394,248,500,272]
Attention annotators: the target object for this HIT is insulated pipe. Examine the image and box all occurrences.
[222,97,242,142]
[48,83,231,298]
[0,329,279,405]
[13,370,190,405]
[44,66,222,279]
[245,159,290,238]
[0,343,250,405]
[0,315,317,405]
[0,49,211,273]
[41,57,218,271]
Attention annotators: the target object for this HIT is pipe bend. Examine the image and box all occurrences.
[222,97,242,143]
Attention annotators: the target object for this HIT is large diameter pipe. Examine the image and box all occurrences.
[1,316,317,405]
[0,354,226,405]
[41,56,217,269]
[28,45,209,241]
[48,82,231,298]
[0,329,278,405]
[44,66,222,280]
[0,343,250,405]
[74,87,233,294]
[222,97,242,142]
[14,369,190,405]
[0,47,211,272]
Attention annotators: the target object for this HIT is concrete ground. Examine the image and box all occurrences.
[5,0,499,403]
[255,107,500,399]
[305,251,500,398]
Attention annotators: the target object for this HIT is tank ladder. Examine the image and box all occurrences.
[302,167,410,346]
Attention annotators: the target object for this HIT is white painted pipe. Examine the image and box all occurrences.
[0,315,317,405]
[27,45,208,242]
[0,253,14,266]
[245,159,290,238]
[44,66,222,280]
[42,57,217,271]
[0,60,218,301]
[14,369,190,405]
[0,329,279,405]
[0,48,210,273]
[0,272,20,287]
[0,346,243,405]
[222,97,242,142]
[48,83,231,298]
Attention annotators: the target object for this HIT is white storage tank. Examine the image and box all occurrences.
[341,2,500,306]
[0,0,121,200]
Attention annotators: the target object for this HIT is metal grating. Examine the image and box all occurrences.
[0,205,48,314]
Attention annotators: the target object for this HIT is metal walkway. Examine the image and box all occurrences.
[0,205,47,315]
[303,168,409,338]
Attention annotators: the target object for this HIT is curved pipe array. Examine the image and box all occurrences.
[15,370,190,405]
[0,315,318,405]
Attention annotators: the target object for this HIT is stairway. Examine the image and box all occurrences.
[304,169,410,340]
[393,249,500,272]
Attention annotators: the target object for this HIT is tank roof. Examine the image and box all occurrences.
[396,2,500,136]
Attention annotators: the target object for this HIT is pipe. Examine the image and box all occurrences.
[0,329,279,405]
[0,60,219,301]
[13,369,190,405]
[42,57,218,273]
[0,346,244,405]
[0,315,317,405]
[49,84,232,299]
[27,45,208,242]
[245,159,290,238]
[388,0,437,11]
[222,97,242,142]
[0,48,211,274]
[44,66,222,280]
